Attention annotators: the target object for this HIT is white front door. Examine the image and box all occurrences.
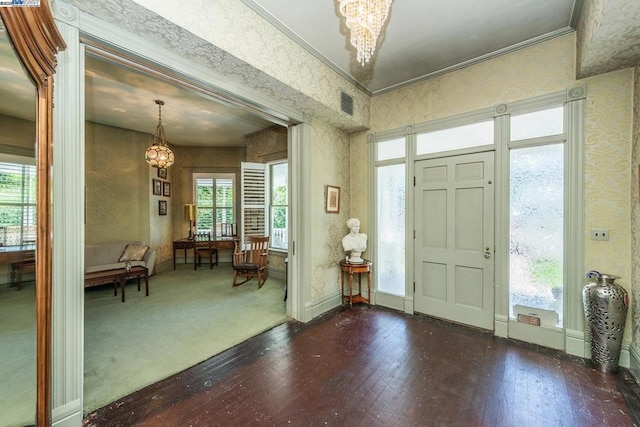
[414,152,495,330]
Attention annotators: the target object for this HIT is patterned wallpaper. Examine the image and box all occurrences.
[310,118,351,301]
[245,126,287,163]
[582,69,634,342]
[85,122,151,246]
[63,0,369,133]
[576,0,640,78]
[149,162,173,268]
[349,130,370,234]
[583,69,633,279]
[352,34,636,342]
[632,64,640,347]
[369,35,575,131]
[0,114,35,150]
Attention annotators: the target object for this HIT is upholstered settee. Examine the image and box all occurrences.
[85,241,157,276]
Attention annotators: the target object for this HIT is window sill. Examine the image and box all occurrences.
[269,248,288,255]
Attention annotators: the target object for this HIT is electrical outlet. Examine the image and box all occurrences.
[591,229,610,241]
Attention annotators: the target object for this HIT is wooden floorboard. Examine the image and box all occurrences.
[83,306,638,426]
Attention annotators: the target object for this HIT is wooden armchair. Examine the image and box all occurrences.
[232,235,270,288]
[195,231,218,270]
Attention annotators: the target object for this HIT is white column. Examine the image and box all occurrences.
[564,88,587,357]
[288,122,311,321]
[493,110,510,338]
[51,1,85,426]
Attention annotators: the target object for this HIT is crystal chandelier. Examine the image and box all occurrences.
[339,0,393,66]
[145,100,175,169]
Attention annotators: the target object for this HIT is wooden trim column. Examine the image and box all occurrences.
[0,1,65,425]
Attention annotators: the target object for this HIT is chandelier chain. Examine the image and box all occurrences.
[145,99,174,169]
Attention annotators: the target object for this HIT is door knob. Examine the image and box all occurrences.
[484,247,491,259]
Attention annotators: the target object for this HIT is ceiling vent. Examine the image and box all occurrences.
[340,91,354,116]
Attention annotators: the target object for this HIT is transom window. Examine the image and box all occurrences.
[416,119,494,155]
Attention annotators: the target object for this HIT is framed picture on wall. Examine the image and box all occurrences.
[163,182,171,197]
[158,200,167,215]
[158,168,168,179]
[152,179,162,195]
[325,185,340,213]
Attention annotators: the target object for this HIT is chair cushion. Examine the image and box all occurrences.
[119,244,150,262]
[235,262,260,271]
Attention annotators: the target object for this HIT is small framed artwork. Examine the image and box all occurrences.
[158,168,168,179]
[163,182,171,197]
[325,185,340,213]
[152,179,162,196]
[158,200,167,215]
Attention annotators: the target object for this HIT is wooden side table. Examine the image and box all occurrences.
[173,237,235,269]
[84,266,149,303]
[339,259,372,307]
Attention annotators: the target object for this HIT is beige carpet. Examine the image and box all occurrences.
[0,264,286,426]
[84,264,287,414]
[0,278,36,427]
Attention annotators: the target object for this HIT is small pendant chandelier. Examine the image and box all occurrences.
[145,99,175,169]
[339,0,393,66]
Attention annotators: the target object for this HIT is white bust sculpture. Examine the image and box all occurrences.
[342,218,367,264]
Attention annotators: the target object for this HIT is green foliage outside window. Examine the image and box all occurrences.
[271,185,287,229]
[0,163,37,245]
[195,176,233,234]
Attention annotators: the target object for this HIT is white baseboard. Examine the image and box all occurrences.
[565,328,586,358]
[52,401,82,427]
[620,341,631,368]
[306,290,342,321]
[494,315,508,338]
[375,291,404,312]
[564,328,631,368]
[404,296,414,314]
[629,343,640,381]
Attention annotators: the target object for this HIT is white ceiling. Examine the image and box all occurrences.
[84,53,276,147]
[246,0,580,94]
[3,1,638,149]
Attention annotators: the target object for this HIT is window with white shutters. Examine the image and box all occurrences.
[193,173,235,238]
[0,161,37,246]
[241,162,266,237]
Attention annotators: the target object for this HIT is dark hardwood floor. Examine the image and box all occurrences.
[84,306,638,426]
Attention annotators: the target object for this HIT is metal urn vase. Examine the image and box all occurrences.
[582,271,629,373]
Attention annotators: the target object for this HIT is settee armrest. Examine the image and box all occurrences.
[143,249,157,276]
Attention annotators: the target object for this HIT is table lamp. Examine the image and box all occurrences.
[184,204,196,239]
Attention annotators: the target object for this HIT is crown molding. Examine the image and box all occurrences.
[239,0,372,96]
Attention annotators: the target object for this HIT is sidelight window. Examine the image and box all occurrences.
[375,137,406,296]
[508,106,565,327]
